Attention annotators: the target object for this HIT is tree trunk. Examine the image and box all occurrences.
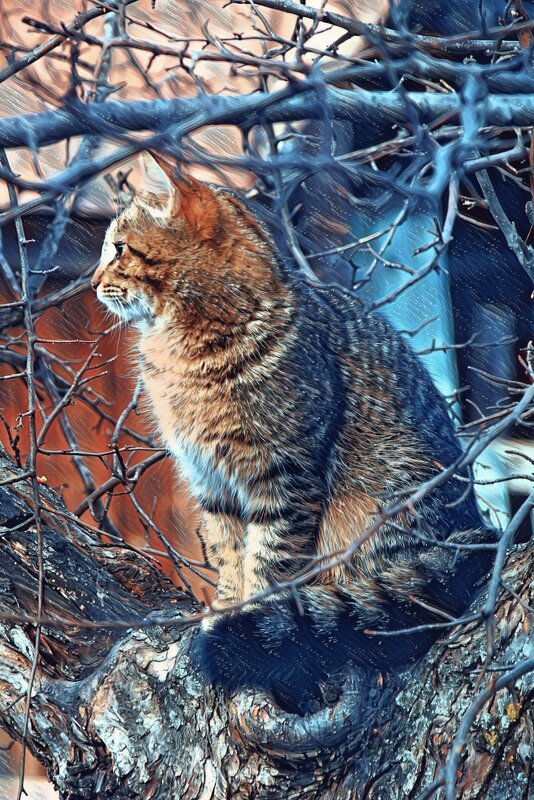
[0,447,532,800]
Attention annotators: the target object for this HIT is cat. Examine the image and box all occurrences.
[92,151,495,715]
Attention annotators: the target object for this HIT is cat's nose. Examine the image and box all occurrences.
[91,277,100,291]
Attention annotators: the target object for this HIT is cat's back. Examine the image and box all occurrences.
[296,277,458,439]
[293,275,484,533]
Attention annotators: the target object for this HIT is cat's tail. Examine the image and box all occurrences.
[190,534,495,715]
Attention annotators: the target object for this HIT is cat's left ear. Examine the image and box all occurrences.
[138,151,223,240]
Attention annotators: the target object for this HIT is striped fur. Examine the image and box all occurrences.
[92,153,495,714]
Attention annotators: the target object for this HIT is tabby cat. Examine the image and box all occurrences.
[92,152,495,714]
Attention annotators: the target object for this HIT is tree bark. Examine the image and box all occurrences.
[0,447,532,800]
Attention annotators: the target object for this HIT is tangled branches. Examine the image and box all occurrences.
[0,1,533,798]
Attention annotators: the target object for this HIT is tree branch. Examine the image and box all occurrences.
[2,89,534,151]
[0,445,532,799]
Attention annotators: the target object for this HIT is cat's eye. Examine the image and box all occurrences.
[114,242,127,260]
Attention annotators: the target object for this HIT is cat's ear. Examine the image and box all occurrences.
[138,151,223,240]
[137,151,178,220]
[140,151,174,195]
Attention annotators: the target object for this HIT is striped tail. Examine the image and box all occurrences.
[190,536,495,715]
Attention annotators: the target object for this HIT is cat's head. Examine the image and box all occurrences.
[92,152,278,328]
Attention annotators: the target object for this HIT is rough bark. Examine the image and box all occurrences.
[0,448,532,800]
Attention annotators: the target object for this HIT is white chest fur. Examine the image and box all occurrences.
[137,327,240,505]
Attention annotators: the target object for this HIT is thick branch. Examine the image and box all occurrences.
[0,449,532,799]
[2,89,534,151]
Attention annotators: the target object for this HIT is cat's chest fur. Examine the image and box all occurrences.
[137,327,241,502]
